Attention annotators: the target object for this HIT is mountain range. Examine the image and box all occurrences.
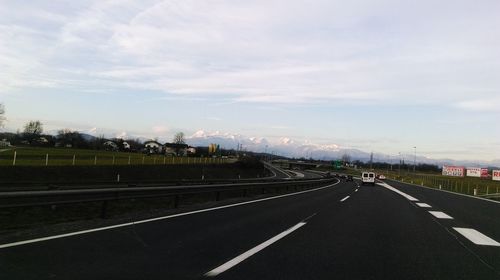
[9,129,499,168]
[184,130,500,168]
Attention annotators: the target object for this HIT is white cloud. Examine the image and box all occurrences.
[152,125,169,133]
[1,0,500,162]
[453,97,500,112]
[1,0,499,108]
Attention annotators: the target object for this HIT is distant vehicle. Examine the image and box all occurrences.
[361,172,375,185]
[378,174,386,180]
[346,175,353,181]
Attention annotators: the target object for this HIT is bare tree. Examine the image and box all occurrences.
[173,132,185,144]
[341,153,351,164]
[23,120,43,144]
[0,103,5,127]
[57,129,86,148]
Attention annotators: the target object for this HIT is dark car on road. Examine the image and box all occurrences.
[346,175,353,181]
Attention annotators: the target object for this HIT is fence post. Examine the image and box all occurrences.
[45,154,49,166]
[112,156,115,165]
[117,174,120,182]
[474,188,477,196]
[72,154,76,166]
[12,151,16,166]
[94,155,97,165]
[486,186,489,195]
[128,155,131,165]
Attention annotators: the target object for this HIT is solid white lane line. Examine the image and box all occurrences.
[416,203,431,208]
[428,211,453,219]
[205,222,307,277]
[0,181,339,250]
[377,182,419,201]
[340,196,350,202]
[453,228,500,247]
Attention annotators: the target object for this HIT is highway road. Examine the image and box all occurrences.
[1,178,500,279]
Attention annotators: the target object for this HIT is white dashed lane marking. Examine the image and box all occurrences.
[416,203,431,208]
[379,182,500,248]
[453,228,500,247]
[428,211,453,219]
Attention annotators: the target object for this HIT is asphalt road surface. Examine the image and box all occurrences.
[1,178,500,279]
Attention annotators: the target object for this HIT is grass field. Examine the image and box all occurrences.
[380,170,500,197]
[315,166,500,198]
[364,168,499,197]
[0,146,230,166]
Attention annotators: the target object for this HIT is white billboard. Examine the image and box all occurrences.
[467,167,482,177]
[493,170,500,181]
[442,166,465,177]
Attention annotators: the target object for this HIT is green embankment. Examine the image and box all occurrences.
[0,146,229,166]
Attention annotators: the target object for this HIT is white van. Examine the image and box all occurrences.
[361,172,376,185]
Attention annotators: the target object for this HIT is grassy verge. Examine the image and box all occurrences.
[313,166,500,199]
[0,164,270,190]
[0,146,230,166]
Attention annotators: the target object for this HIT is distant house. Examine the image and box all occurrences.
[164,143,188,156]
[38,137,49,143]
[144,140,163,154]
[187,147,196,155]
[54,142,71,148]
[103,141,118,151]
[0,139,11,147]
[122,141,131,150]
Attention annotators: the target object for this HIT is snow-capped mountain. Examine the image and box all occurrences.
[33,128,500,168]
[185,130,499,168]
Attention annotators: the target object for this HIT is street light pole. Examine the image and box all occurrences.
[398,152,401,176]
[390,155,393,171]
[413,146,417,173]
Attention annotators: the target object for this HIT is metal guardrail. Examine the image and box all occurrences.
[0,161,286,191]
[0,177,303,192]
[0,178,337,216]
[479,193,500,199]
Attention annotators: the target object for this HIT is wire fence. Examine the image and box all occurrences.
[1,151,231,166]
[385,173,500,197]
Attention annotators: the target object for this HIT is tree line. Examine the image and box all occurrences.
[0,103,185,152]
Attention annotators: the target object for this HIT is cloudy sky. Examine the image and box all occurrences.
[1,0,499,160]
